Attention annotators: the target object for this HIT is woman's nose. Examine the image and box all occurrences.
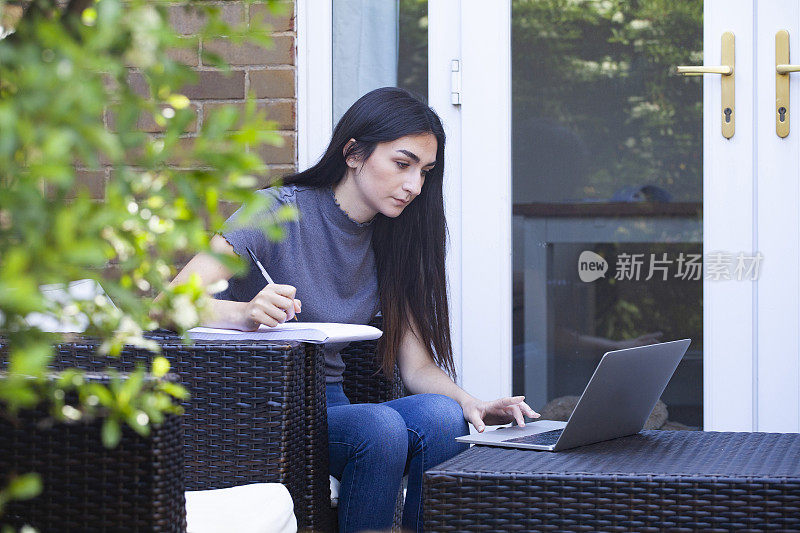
[403,173,424,196]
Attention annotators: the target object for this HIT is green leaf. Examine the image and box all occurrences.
[7,473,42,501]
[151,356,170,378]
[159,381,189,401]
[101,417,121,448]
[85,382,114,408]
[9,344,52,378]
[117,367,144,407]
[0,379,39,410]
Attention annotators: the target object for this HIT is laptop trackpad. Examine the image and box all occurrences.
[455,420,567,445]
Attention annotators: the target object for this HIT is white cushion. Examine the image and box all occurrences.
[186,483,297,533]
[330,476,341,507]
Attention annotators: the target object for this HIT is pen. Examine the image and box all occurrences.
[246,246,298,321]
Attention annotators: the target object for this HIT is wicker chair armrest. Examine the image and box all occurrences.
[0,372,185,532]
[35,332,308,522]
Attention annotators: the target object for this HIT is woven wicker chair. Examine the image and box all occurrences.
[0,372,186,532]
[37,315,404,532]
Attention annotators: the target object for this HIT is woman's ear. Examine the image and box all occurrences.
[343,138,359,168]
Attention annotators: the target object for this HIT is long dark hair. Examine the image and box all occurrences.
[282,87,455,380]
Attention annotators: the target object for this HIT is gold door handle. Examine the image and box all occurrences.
[777,64,800,74]
[676,65,733,76]
[677,32,735,139]
[776,30,797,137]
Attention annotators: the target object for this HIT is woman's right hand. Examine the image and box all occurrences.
[241,284,302,330]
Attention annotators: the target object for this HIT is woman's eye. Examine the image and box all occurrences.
[396,161,409,169]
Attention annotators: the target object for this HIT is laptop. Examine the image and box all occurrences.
[456,339,691,451]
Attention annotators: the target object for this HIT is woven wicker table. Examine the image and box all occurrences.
[423,430,800,532]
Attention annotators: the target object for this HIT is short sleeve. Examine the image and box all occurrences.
[218,187,289,263]
[213,187,296,302]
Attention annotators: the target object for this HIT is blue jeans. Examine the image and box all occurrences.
[326,382,469,532]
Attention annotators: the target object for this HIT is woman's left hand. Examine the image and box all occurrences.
[460,396,540,433]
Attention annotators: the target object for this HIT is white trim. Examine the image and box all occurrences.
[428,0,463,385]
[458,1,513,402]
[703,0,756,431]
[296,0,332,170]
[755,0,800,432]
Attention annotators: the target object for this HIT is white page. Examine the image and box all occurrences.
[187,322,382,343]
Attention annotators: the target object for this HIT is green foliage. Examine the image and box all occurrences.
[512,0,703,202]
[0,0,295,512]
[511,0,703,353]
[0,472,41,526]
[397,0,428,101]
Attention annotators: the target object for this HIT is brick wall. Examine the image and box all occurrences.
[79,0,298,220]
[76,1,298,280]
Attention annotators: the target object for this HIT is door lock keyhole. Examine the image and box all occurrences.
[724,107,733,123]
[779,107,787,122]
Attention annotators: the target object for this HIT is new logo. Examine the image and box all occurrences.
[578,251,608,282]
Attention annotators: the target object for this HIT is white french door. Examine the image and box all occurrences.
[752,1,800,432]
[435,0,800,432]
[298,0,800,431]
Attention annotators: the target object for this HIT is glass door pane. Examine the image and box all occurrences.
[511,1,703,429]
[332,0,428,125]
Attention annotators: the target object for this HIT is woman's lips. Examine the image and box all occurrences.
[392,197,409,206]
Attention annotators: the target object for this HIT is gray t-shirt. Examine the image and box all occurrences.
[214,184,380,383]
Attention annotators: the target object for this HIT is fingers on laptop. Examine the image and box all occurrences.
[503,396,541,420]
[470,413,486,432]
[500,400,527,427]
[520,401,540,419]
[508,404,526,427]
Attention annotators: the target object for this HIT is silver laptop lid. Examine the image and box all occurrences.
[553,338,691,451]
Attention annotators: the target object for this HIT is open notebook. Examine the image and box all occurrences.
[187,322,383,344]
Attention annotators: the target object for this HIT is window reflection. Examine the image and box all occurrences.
[511,0,703,429]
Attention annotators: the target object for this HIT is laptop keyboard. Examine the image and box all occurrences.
[502,429,563,446]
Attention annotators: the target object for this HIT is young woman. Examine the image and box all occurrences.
[167,87,539,532]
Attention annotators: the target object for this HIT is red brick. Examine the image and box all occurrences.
[130,71,245,100]
[250,2,294,32]
[47,170,106,200]
[164,137,200,166]
[202,35,293,66]
[139,105,199,133]
[182,70,246,99]
[168,3,245,35]
[255,132,295,165]
[127,72,150,98]
[73,169,107,199]
[203,101,294,130]
[107,105,199,134]
[166,41,200,66]
[249,69,295,98]
[102,73,120,93]
[122,39,197,68]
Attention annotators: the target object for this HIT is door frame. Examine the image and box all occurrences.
[296,0,332,170]
[702,1,756,431]
[753,1,800,432]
